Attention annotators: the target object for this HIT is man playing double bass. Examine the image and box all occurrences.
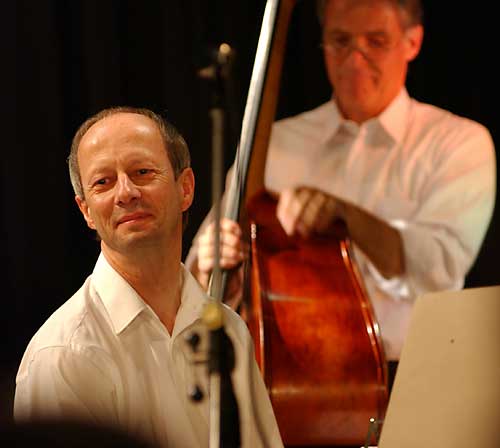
[187,0,495,378]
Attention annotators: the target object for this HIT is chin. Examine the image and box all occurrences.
[337,88,374,112]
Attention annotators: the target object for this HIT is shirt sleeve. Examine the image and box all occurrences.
[391,124,496,300]
[14,345,119,428]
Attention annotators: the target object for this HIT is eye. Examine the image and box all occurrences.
[368,38,385,49]
[88,176,113,193]
[91,177,109,188]
[130,168,157,185]
[326,33,350,50]
[333,35,350,49]
[367,34,391,50]
[323,31,351,52]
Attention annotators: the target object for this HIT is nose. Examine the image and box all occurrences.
[348,47,368,64]
[340,44,372,73]
[345,39,371,64]
[115,173,141,205]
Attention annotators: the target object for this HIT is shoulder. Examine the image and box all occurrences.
[25,279,92,349]
[405,99,495,174]
[410,99,494,149]
[272,101,333,139]
[182,266,250,341]
[220,304,254,353]
[179,266,254,356]
[16,276,115,381]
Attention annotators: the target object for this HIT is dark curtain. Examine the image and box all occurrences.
[5,0,498,425]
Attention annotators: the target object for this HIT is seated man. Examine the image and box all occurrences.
[14,107,283,448]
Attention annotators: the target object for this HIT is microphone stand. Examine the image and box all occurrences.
[200,43,241,448]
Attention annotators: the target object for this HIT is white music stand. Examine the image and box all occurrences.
[378,285,500,448]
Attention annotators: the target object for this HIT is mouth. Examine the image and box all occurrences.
[116,212,152,227]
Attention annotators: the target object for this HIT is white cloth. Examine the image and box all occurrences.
[187,88,496,360]
[14,253,283,448]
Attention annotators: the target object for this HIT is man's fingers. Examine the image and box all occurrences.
[277,187,342,237]
[297,191,326,236]
[197,218,246,274]
[220,217,243,235]
[198,245,245,271]
[198,229,241,249]
[314,195,339,233]
[198,219,242,246]
[277,187,311,235]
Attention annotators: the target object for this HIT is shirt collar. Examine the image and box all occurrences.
[321,87,411,146]
[92,253,209,337]
[376,87,411,144]
[319,100,343,145]
[171,266,208,339]
[92,252,147,335]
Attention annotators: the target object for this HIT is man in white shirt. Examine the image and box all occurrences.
[186,0,496,366]
[14,107,283,448]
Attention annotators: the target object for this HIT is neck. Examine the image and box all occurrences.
[334,87,403,124]
[102,238,183,334]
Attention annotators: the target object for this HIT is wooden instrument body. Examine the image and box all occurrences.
[222,0,390,444]
[245,192,388,446]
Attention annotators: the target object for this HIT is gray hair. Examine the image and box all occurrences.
[316,0,423,28]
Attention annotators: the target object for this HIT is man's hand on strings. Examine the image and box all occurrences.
[196,218,248,290]
[276,186,346,238]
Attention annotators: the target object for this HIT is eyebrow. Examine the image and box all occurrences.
[325,28,389,36]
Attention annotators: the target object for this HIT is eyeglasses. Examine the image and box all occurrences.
[321,32,404,59]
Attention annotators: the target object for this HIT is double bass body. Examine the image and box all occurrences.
[220,0,389,444]
[245,192,388,446]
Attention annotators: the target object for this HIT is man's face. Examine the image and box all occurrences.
[75,113,194,254]
[322,0,423,122]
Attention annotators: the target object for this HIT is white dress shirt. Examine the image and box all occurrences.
[187,88,496,361]
[14,253,283,448]
[264,88,496,359]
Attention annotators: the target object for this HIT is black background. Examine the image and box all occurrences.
[4,0,498,424]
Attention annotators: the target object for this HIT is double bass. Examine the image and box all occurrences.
[218,0,389,445]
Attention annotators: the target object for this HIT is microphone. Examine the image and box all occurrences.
[197,43,236,81]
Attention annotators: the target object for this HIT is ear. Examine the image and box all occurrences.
[177,168,195,212]
[75,195,97,230]
[404,24,424,62]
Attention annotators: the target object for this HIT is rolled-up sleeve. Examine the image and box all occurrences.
[396,125,496,300]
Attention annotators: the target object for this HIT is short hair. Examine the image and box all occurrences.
[68,106,190,198]
[316,0,423,29]
[68,106,192,230]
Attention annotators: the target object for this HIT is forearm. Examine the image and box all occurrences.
[341,200,405,279]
